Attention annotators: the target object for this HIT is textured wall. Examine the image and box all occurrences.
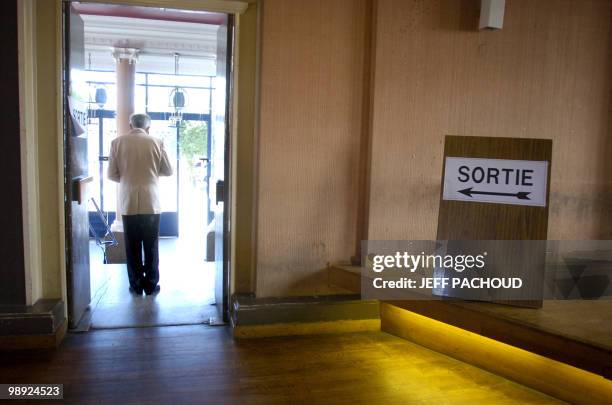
[368,0,612,241]
[36,0,63,299]
[256,0,369,297]
[254,0,612,298]
[234,3,258,293]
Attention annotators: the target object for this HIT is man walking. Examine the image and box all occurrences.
[108,113,173,295]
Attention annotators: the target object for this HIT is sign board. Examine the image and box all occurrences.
[68,96,87,137]
[443,157,548,207]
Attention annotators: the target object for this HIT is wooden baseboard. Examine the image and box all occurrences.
[0,298,66,350]
[380,303,612,404]
[234,319,380,339]
[231,294,380,338]
[0,319,67,350]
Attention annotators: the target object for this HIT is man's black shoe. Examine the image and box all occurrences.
[145,285,160,296]
[129,286,143,295]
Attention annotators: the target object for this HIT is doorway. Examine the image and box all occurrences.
[63,1,234,330]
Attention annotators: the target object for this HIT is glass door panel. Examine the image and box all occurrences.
[100,117,117,214]
[85,70,214,238]
[149,119,179,236]
[86,117,101,206]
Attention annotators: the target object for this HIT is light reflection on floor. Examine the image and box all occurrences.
[89,238,216,329]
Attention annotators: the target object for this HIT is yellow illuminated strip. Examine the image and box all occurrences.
[380,303,612,404]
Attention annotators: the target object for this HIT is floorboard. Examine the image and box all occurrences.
[0,326,561,404]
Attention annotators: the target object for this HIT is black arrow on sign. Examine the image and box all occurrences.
[458,187,531,200]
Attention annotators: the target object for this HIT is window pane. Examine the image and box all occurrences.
[135,73,146,85]
[90,84,117,111]
[147,86,174,112]
[135,85,146,113]
[183,89,210,113]
[147,73,212,88]
[149,120,178,212]
[87,119,101,210]
[101,118,118,212]
[81,70,215,217]
[83,70,116,84]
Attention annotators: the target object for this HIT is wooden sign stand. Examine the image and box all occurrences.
[436,135,552,308]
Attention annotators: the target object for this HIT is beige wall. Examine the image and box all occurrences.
[368,0,612,241]
[35,0,63,299]
[256,0,370,297]
[234,2,258,293]
[18,0,43,305]
[253,0,612,298]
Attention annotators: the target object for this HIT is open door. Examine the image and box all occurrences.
[211,15,234,323]
[63,3,91,329]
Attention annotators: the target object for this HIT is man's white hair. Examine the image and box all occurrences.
[129,113,151,129]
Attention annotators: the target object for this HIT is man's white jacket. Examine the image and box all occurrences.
[107,128,173,215]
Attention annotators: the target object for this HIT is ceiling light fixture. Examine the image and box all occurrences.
[169,52,188,126]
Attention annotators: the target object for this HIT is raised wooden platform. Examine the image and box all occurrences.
[382,302,612,404]
[387,299,612,379]
[330,263,611,375]
[330,264,612,403]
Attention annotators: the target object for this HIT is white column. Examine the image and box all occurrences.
[110,48,138,233]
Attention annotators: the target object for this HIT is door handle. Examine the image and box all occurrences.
[99,156,109,161]
[216,180,224,205]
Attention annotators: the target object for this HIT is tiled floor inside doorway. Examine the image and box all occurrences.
[89,238,216,329]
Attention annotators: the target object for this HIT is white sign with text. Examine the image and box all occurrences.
[443,157,548,207]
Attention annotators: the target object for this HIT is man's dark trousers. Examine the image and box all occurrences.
[122,214,161,293]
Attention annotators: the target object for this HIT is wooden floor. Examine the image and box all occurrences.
[0,326,561,404]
